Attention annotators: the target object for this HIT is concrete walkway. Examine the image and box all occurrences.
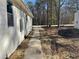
[9,27,53,59]
[24,28,44,59]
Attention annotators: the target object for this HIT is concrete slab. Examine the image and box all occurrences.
[24,28,44,59]
[24,39,43,59]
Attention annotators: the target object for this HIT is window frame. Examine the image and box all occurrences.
[7,1,14,27]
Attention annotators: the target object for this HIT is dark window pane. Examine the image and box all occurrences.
[8,13,14,26]
[20,19,23,32]
[25,16,27,30]
[7,1,14,27]
[7,2,13,13]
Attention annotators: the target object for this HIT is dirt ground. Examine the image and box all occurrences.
[8,27,79,59]
[40,27,79,59]
[8,32,33,59]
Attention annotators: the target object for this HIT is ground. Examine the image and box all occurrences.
[9,27,79,59]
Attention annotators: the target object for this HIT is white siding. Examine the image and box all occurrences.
[7,6,33,57]
[0,0,33,59]
[26,16,32,35]
[0,0,9,59]
[7,6,26,57]
[74,11,79,29]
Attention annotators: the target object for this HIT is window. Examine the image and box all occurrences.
[20,11,25,32]
[7,1,14,27]
[25,15,27,30]
[20,19,23,32]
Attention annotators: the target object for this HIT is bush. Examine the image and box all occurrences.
[58,29,73,37]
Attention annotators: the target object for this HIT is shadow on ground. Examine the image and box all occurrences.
[9,32,33,59]
[40,27,79,59]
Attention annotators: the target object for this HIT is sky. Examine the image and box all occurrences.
[23,0,36,5]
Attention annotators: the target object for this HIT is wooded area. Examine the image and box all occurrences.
[27,0,79,26]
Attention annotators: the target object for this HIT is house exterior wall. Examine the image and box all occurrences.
[26,16,32,35]
[74,11,79,29]
[0,0,33,59]
[7,6,21,57]
[0,0,9,59]
[7,6,33,57]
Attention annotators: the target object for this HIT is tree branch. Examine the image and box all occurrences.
[60,0,65,7]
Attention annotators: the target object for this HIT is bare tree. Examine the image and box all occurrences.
[47,0,65,28]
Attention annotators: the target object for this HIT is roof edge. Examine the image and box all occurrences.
[12,0,33,18]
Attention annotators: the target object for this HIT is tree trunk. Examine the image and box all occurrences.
[57,0,60,29]
[48,0,52,27]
